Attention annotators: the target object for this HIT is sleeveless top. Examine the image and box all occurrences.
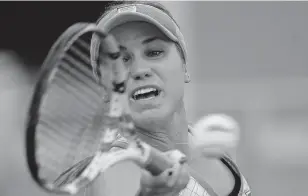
[111,126,252,196]
[56,126,251,196]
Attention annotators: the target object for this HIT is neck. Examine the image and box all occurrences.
[135,101,189,157]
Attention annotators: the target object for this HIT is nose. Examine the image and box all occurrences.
[130,68,153,81]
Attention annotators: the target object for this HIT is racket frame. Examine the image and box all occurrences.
[25,23,182,195]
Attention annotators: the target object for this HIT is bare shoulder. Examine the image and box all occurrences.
[187,125,251,196]
[189,156,235,195]
[189,156,251,196]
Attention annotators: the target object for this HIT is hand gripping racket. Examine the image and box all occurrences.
[25,23,188,195]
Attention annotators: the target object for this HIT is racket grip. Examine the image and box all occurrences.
[144,147,186,176]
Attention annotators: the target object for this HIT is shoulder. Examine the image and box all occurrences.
[188,125,251,196]
[221,155,252,196]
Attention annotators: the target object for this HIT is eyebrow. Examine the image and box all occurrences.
[118,37,168,51]
[142,37,167,44]
[119,45,127,51]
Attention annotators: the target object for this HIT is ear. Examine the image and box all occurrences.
[183,64,191,83]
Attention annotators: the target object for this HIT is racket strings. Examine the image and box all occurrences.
[36,33,110,182]
[53,156,94,187]
[52,71,99,110]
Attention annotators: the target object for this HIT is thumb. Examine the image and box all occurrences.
[139,168,169,189]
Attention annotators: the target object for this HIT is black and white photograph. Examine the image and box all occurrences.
[1,1,308,196]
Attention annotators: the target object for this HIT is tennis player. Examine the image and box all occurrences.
[90,1,252,196]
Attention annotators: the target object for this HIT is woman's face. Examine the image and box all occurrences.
[109,21,186,129]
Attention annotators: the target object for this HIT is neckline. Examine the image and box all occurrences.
[187,126,242,196]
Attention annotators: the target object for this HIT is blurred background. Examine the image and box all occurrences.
[1,1,308,196]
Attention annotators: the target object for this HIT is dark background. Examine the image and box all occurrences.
[0,2,110,68]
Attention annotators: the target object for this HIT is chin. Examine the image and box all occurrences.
[131,103,175,130]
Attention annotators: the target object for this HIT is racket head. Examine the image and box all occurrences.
[25,22,121,194]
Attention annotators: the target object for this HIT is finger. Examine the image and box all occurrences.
[164,162,182,187]
[167,162,190,190]
[139,162,182,188]
[140,149,186,187]
[140,168,166,188]
[164,149,187,164]
[144,165,188,196]
[140,161,188,190]
[158,150,189,188]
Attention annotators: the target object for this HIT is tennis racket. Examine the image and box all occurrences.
[25,22,188,195]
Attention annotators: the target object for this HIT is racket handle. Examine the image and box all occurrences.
[144,146,187,176]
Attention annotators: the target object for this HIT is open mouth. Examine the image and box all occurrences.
[131,87,162,101]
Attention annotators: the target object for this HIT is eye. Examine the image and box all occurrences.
[122,54,131,63]
[146,50,164,58]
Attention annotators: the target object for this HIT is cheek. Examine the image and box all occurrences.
[158,59,185,96]
[159,53,185,79]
